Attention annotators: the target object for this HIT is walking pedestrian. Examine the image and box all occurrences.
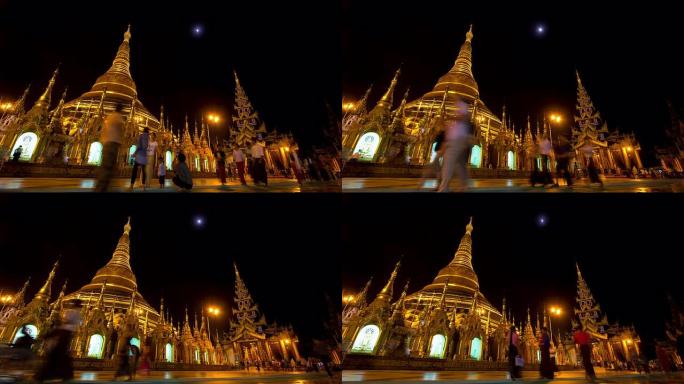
[157,156,166,188]
[35,300,82,382]
[232,144,247,185]
[538,135,554,187]
[554,135,574,187]
[581,140,603,187]
[129,128,150,191]
[574,325,596,381]
[508,325,522,380]
[438,99,470,192]
[215,145,227,186]
[539,327,554,379]
[251,140,268,186]
[114,337,133,381]
[95,104,124,192]
[144,133,158,188]
[419,128,445,190]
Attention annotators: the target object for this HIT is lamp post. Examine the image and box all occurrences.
[206,114,222,148]
[343,294,355,313]
[548,306,562,345]
[207,306,221,343]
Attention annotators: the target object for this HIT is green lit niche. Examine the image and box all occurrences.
[353,132,381,161]
[12,132,39,161]
[429,334,446,359]
[87,142,103,165]
[87,334,105,359]
[470,145,482,168]
[351,324,381,354]
[470,337,482,360]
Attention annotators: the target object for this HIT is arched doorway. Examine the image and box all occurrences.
[165,343,174,362]
[194,349,200,364]
[352,132,381,161]
[11,132,39,161]
[203,158,209,172]
[165,151,173,170]
[194,156,200,171]
[430,142,439,163]
[470,337,482,360]
[87,142,103,165]
[12,324,38,343]
[87,334,105,358]
[429,334,447,358]
[130,337,140,349]
[470,145,482,168]
[350,324,381,354]
[507,150,515,170]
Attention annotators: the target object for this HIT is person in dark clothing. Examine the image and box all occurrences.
[35,300,82,382]
[215,146,227,185]
[172,153,193,191]
[11,325,35,362]
[554,136,574,187]
[12,146,22,162]
[539,327,554,379]
[508,325,522,380]
[574,325,596,381]
[130,128,150,190]
[114,337,134,380]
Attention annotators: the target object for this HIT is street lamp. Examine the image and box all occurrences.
[206,114,222,147]
[207,306,221,343]
[548,306,562,345]
[342,102,356,113]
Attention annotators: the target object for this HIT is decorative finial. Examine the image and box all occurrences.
[124,24,132,43]
[465,216,473,235]
[124,216,131,235]
[466,24,474,43]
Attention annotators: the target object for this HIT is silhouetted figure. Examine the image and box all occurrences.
[574,325,596,380]
[438,99,470,192]
[508,326,522,380]
[172,153,193,192]
[96,104,124,192]
[35,300,81,382]
[539,327,554,379]
[114,337,134,381]
[12,146,22,162]
[130,128,150,190]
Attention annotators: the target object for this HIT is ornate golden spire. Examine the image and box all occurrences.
[34,260,59,301]
[36,66,59,108]
[109,25,133,79]
[373,260,401,305]
[466,24,473,42]
[433,25,478,98]
[380,66,401,105]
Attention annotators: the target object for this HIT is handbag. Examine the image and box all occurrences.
[515,355,524,367]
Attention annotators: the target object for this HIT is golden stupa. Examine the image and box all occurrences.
[61,25,160,131]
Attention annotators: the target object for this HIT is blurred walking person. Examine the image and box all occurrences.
[508,326,522,380]
[419,128,445,190]
[232,144,247,185]
[574,325,596,381]
[581,139,603,187]
[129,128,150,191]
[539,327,554,379]
[35,300,82,382]
[144,132,158,188]
[438,99,470,192]
[554,135,574,187]
[215,145,227,186]
[538,135,554,187]
[95,104,124,192]
[251,140,268,186]
[114,337,134,381]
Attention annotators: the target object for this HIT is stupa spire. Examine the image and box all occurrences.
[379,66,401,106]
[377,259,401,300]
[107,25,133,79]
[34,260,59,302]
[36,66,59,108]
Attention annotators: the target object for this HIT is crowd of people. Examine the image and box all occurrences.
[92,104,338,192]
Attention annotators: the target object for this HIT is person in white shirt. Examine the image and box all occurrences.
[232,144,246,185]
[95,104,124,192]
[145,133,158,188]
[250,141,268,186]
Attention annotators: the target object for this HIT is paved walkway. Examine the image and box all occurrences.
[342,178,684,193]
[0,369,336,383]
[0,177,340,193]
[343,369,683,383]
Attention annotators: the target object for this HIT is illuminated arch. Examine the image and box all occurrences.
[507,150,515,170]
[470,337,482,360]
[165,151,173,170]
[203,158,209,172]
[129,145,137,165]
[470,145,482,168]
[194,156,200,171]
[87,142,103,165]
[11,132,39,161]
[429,334,447,359]
[87,334,105,359]
[350,324,381,354]
[194,348,200,363]
[130,337,140,349]
[353,132,381,162]
[165,343,174,362]
[430,142,439,163]
[12,324,38,343]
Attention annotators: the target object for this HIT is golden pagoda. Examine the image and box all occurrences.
[62,217,160,329]
[61,25,160,132]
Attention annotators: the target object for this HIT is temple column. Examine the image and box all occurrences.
[634,149,643,169]
[292,341,301,361]
[621,147,631,170]
[279,339,290,360]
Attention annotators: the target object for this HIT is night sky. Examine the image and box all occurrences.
[343,0,684,165]
[342,194,684,356]
[0,0,339,152]
[0,195,340,356]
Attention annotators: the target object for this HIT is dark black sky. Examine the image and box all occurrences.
[343,0,684,165]
[0,0,339,151]
[0,195,340,356]
[342,194,684,353]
